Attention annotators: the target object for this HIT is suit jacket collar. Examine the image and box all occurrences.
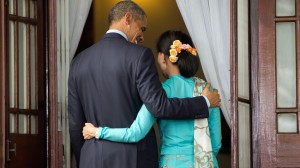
[104,32,127,41]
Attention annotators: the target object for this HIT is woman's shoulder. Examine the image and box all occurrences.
[193,77,215,92]
[193,77,207,89]
[162,78,174,94]
[193,77,206,84]
[162,75,187,88]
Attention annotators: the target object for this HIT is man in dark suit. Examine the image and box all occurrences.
[68,1,221,168]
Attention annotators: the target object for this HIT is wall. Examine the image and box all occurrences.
[92,0,205,81]
[93,0,188,48]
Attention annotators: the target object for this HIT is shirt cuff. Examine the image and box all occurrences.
[95,127,103,139]
[202,96,210,107]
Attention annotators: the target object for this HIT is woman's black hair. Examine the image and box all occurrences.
[156,30,200,78]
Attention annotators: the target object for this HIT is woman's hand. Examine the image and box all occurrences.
[82,123,99,140]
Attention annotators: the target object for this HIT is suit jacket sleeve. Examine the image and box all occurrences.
[135,48,209,119]
[68,59,86,165]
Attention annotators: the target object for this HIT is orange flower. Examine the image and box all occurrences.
[169,40,198,63]
[175,47,181,53]
[173,40,181,46]
[191,48,197,56]
[169,49,178,57]
[169,56,178,63]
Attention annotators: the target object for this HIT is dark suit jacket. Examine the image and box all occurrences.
[68,33,209,168]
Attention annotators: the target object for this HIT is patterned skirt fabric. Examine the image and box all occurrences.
[159,154,194,168]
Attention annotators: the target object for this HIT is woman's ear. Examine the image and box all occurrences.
[158,53,166,64]
[157,52,167,71]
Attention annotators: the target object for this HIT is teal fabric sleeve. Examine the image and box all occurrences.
[208,107,222,168]
[99,105,157,143]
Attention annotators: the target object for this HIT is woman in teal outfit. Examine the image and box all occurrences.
[83,30,222,168]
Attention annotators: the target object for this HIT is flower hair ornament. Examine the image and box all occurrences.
[169,40,197,63]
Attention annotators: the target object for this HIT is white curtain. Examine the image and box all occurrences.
[69,1,92,167]
[69,0,93,59]
[176,0,231,127]
[56,1,92,167]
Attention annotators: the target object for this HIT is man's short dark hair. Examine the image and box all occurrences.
[108,1,146,25]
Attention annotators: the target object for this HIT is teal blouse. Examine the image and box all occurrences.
[97,75,222,167]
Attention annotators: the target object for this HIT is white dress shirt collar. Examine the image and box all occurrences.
[106,29,128,41]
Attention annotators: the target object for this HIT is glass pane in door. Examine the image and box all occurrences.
[238,102,251,168]
[9,21,15,108]
[276,0,295,17]
[30,25,37,109]
[30,115,38,134]
[18,22,28,109]
[17,0,27,17]
[18,114,28,134]
[276,22,296,108]
[30,0,36,19]
[9,0,15,15]
[277,113,297,133]
[10,113,16,133]
[238,0,249,99]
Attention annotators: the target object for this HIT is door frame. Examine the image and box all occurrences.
[0,0,7,166]
[230,0,239,167]
[231,0,277,166]
[250,0,262,167]
[231,0,262,167]
[48,0,61,167]
[251,0,279,167]
[0,0,60,167]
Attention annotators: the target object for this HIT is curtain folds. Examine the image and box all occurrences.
[56,1,92,167]
[69,0,92,59]
[176,0,231,127]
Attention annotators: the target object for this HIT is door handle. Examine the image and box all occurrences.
[6,140,17,161]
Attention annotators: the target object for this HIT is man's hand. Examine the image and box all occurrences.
[202,83,221,108]
[82,123,99,140]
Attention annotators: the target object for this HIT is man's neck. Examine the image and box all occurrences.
[109,22,126,34]
[109,22,130,40]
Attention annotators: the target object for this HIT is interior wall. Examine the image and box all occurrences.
[92,0,205,81]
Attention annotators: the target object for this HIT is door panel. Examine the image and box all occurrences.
[6,0,46,167]
[255,0,300,167]
[277,135,300,167]
[274,0,300,166]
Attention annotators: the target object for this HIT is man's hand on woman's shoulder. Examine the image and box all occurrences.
[202,83,221,108]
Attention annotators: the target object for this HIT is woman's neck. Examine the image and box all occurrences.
[167,66,180,77]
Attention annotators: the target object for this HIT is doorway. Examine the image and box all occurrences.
[5,0,47,167]
[75,1,232,167]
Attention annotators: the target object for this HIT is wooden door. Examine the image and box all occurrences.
[252,0,300,167]
[6,0,46,167]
